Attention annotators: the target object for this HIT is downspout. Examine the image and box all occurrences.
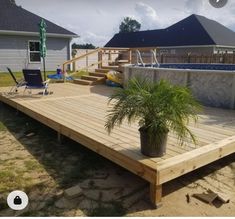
[68,38,72,71]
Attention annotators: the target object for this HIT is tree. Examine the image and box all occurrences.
[72,43,96,49]
[10,0,16,4]
[119,17,141,33]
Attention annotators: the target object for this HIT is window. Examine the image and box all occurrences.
[29,41,41,63]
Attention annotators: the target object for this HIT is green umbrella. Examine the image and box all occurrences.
[39,19,47,81]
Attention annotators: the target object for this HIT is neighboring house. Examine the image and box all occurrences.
[105,14,235,55]
[0,0,77,72]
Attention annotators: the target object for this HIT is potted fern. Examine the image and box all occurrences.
[105,77,201,157]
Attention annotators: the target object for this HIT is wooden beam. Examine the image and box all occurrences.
[62,48,100,72]
[157,136,235,184]
[150,183,162,208]
[98,51,102,69]
[230,75,235,109]
[0,95,157,184]
[57,132,64,144]
[128,49,132,64]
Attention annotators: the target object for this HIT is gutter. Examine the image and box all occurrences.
[0,30,78,38]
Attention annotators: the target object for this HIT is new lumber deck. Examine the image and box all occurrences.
[0,83,235,207]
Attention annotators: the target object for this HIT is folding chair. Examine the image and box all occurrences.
[7,67,26,93]
[22,69,50,95]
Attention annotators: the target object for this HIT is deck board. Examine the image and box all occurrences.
[1,83,235,195]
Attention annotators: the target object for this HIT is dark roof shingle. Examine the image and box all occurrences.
[0,0,77,37]
[105,14,235,47]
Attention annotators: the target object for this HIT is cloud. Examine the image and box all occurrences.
[134,2,161,30]
[184,0,235,28]
[185,0,207,14]
[73,31,108,47]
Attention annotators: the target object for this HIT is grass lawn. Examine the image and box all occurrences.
[0,70,88,88]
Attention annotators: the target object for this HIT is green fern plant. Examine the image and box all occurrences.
[105,77,201,155]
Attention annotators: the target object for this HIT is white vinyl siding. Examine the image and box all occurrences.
[0,35,70,72]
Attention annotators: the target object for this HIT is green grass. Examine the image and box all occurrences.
[0,70,88,87]
[0,72,22,87]
[0,71,54,87]
[0,168,32,193]
[24,160,43,171]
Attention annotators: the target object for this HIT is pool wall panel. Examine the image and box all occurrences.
[124,65,235,109]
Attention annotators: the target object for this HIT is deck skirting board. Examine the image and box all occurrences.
[157,136,235,184]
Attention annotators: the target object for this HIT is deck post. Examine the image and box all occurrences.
[98,51,102,69]
[150,183,162,208]
[230,75,235,109]
[57,132,64,144]
[128,49,132,64]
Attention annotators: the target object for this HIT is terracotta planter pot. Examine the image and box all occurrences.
[139,128,168,157]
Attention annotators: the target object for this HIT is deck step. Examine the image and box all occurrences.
[95,68,110,73]
[101,66,119,70]
[73,79,93,85]
[81,75,104,82]
[89,72,107,77]
[117,60,129,63]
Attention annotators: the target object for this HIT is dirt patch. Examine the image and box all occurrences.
[0,103,234,216]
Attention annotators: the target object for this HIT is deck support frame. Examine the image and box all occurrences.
[150,183,162,208]
[1,84,235,208]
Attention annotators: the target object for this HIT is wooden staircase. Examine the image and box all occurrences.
[62,47,159,86]
[62,47,162,85]
[74,66,121,86]
[73,68,107,86]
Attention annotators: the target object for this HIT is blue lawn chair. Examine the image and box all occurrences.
[22,69,50,95]
[7,67,27,93]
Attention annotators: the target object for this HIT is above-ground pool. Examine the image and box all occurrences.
[125,64,235,109]
[145,63,235,71]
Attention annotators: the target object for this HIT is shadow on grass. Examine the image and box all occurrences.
[0,103,134,216]
[0,103,110,187]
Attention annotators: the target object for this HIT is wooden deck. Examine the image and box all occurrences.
[1,83,235,207]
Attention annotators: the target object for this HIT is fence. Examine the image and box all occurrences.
[123,52,235,65]
[70,50,235,72]
[157,53,235,64]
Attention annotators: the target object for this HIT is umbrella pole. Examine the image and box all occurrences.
[43,57,46,81]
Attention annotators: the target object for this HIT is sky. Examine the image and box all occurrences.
[15,0,235,47]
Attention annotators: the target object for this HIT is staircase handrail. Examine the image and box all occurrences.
[63,48,101,72]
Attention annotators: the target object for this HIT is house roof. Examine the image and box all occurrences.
[0,0,77,37]
[105,14,235,48]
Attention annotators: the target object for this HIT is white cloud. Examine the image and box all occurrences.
[134,2,161,30]
[185,0,207,14]
[74,31,108,46]
[184,0,235,28]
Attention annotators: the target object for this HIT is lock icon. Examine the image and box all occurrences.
[13,196,22,205]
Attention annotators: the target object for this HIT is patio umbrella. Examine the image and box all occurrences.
[39,19,47,81]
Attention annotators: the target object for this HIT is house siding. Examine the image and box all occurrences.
[0,35,70,72]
